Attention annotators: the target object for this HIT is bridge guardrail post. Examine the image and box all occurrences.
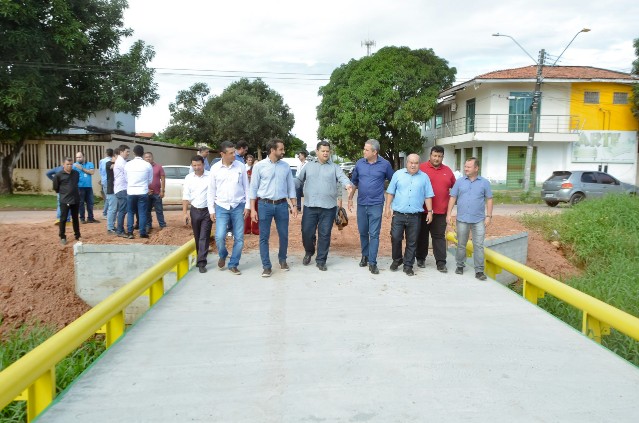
[26,367,55,422]
[583,312,611,344]
[149,277,164,306]
[105,311,125,348]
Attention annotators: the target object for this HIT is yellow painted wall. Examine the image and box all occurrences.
[570,83,638,131]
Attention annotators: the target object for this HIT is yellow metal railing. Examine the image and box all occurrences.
[447,232,639,344]
[0,239,196,422]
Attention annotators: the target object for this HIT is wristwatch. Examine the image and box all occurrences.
[427,210,433,213]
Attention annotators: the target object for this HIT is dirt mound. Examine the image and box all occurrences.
[0,210,579,337]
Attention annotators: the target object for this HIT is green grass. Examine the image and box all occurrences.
[0,194,57,210]
[491,189,544,204]
[0,323,105,422]
[518,194,639,366]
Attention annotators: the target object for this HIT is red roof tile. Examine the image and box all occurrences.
[476,65,635,80]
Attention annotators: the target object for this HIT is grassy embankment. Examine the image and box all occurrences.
[518,194,639,366]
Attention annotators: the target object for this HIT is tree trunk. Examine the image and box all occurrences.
[257,145,262,161]
[0,136,27,194]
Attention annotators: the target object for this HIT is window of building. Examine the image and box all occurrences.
[584,91,600,104]
[508,92,541,133]
[613,92,628,105]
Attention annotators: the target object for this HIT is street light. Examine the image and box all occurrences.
[492,30,590,192]
[552,28,591,66]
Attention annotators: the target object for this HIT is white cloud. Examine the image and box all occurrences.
[124,0,639,148]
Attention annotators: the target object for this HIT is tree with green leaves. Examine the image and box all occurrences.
[0,0,159,193]
[160,78,297,158]
[209,78,295,159]
[317,46,456,168]
[631,38,639,119]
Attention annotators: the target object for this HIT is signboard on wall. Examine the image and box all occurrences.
[571,131,636,163]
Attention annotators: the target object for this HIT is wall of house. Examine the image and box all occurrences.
[570,83,638,131]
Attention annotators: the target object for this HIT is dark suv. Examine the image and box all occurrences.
[541,170,638,206]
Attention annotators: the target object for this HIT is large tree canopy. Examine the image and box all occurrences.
[0,0,159,193]
[317,46,456,167]
[632,38,639,119]
[160,78,296,159]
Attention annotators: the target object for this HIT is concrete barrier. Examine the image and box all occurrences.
[73,243,181,323]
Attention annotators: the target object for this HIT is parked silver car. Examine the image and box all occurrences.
[541,170,638,206]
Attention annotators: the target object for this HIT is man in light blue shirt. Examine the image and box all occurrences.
[384,154,434,276]
[447,157,493,281]
[249,139,297,277]
[98,149,113,218]
[74,151,97,223]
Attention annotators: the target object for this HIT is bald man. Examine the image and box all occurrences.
[384,154,434,276]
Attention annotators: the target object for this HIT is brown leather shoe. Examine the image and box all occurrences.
[228,267,241,275]
[218,257,226,269]
[279,261,289,271]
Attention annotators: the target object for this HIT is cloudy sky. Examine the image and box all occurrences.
[123,0,638,148]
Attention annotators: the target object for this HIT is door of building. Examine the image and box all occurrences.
[506,146,537,188]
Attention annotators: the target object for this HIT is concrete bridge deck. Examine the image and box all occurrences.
[37,252,639,422]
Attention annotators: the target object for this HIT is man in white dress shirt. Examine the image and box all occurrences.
[183,155,212,273]
[207,141,250,275]
[124,145,153,239]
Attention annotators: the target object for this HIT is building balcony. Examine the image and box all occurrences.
[435,114,581,142]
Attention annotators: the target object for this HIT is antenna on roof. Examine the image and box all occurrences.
[361,39,376,56]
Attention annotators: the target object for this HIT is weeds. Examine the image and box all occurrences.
[518,194,639,366]
[0,323,105,422]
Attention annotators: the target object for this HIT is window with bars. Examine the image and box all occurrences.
[584,91,600,104]
[613,92,628,104]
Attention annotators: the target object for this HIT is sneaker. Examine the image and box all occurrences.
[117,232,128,238]
[369,264,379,275]
[403,267,415,276]
[390,259,403,271]
[280,261,289,271]
[317,263,327,271]
[81,219,87,224]
[359,256,368,267]
[416,259,426,268]
[87,219,99,223]
[437,263,448,273]
[198,265,207,273]
[455,267,463,275]
[303,253,312,266]
[218,257,226,270]
[140,234,149,239]
[107,230,116,235]
[475,272,487,281]
[126,233,134,239]
[75,237,82,242]
[261,268,272,278]
[226,231,233,239]
[60,238,67,245]
[54,219,60,226]
[229,267,242,275]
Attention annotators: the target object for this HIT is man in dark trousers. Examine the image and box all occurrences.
[52,157,81,245]
[182,155,212,273]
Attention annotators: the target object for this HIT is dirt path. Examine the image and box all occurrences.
[0,206,579,336]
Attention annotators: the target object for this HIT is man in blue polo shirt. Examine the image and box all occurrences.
[347,139,395,275]
[384,154,434,276]
[74,151,98,223]
[446,157,493,281]
[98,148,114,218]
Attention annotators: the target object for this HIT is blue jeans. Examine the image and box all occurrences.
[102,186,109,216]
[215,203,246,268]
[106,194,117,231]
[116,190,128,234]
[127,194,149,236]
[78,187,94,220]
[258,200,289,269]
[356,204,383,265]
[455,220,486,273]
[146,194,166,228]
[301,206,336,264]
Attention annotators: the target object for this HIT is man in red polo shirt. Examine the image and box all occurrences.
[416,145,456,272]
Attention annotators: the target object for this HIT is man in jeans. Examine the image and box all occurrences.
[99,149,113,218]
[446,157,493,281]
[105,148,118,234]
[208,141,250,275]
[249,138,297,278]
[74,151,97,223]
[144,151,167,231]
[114,145,130,237]
[125,145,153,239]
[296,141,352,271]
[347,139,394,274]
[384,154,434,276]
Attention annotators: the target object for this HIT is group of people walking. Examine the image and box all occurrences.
[51,144,167,244]
[181,138,493,281]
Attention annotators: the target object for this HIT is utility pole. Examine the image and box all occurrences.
[361,39,376,56]
[523,49,545,192]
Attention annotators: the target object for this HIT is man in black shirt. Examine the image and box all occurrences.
[53,158,81,245]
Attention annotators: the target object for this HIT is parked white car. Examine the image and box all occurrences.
[162,165,191,205]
